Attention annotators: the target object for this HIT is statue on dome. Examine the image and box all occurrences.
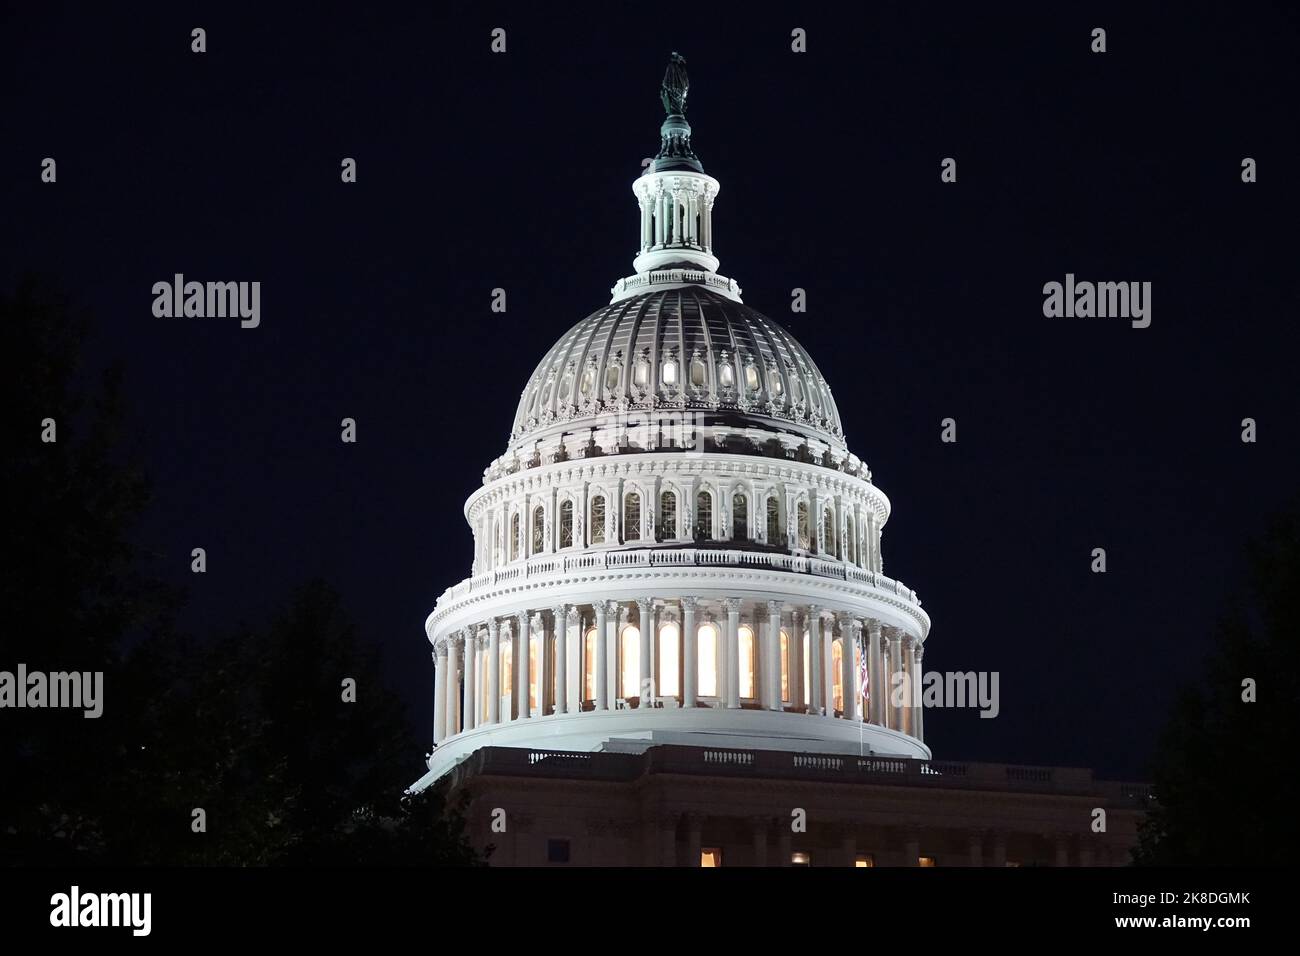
[660,53,689,115]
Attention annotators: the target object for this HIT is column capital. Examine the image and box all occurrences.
[914,641,925,662]
[681,596,698,611]
[603,599,621,616]
[635,597,655,612]
[806,604,822,618]
[433,646,444,662]
[723,598,742,614]
[486,618,500,637]
[765,599,783,616]
[866,619,883,639]
[447,634,463,650]
[516,610,531,629]
[550,604,571,623]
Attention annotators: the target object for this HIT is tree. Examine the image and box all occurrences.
[1135,505,1300,865]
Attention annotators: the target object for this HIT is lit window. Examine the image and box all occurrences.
[532,505,544,555]
[698,623,718,697]
[696,490,712,539]
[559,373,573,403]
[579,367,594,397]
[590,496,606,544]
[790,377,803,402]
[559,500,573,549]
[832,639,844,714]
[769,369,783,395]
[605,363,621,391]
[660,491,677,538]
[855,854,874,868]
[744,365,759,392]
[780,629,790,703]
[791,851,811,866]
[620,625,640,699]
[662,359,678,386]
[624,492,641,540]
[500,636,513,713]
[739,625,756,699]
[540,382,552,407]
[658,623,680,697]
[919,856,936,868]
[530,632,540,710]
[634,361,649,387]
[732,493,748,541]
[583,628,597,703]
[718,363,734,389]
[701,848,722,867]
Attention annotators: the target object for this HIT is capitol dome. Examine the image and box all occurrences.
[416,55,931,789]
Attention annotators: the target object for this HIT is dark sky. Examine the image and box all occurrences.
[4,3,1297,781]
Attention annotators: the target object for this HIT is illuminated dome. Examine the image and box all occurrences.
[416,55,931,790]
[509,289,846,454]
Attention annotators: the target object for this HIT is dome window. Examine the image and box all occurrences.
[624,492,641,541]
[605,362,621,392]
[510,513,521,561]
[690,356,707,387]
[659,490,677,539]
[539,382,552,408]
[789,377,803,403]
[633,360,649,388]
[718,362,734,389]
[768,369,783,395]
[559,373,574,403]
[732,493,748,542]
[662,358,678,386]
[766,497,781,544]
[559,500,574,548]
[590,496,606,545]
[532,505,545,555]
[743,364,760,393]
[695,490,713,539]
[579,367,595,398]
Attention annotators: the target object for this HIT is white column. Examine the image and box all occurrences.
[552,605,569,715]
[867,621,883,725]
[594,601,610,711]
[463,629,477,732]
[887,630,904,731]
[516,612,532,719]
[445,636,461,736]
[842,617,858,721]
[807,607,822,714]
[638,597,654,706]
[433,645,447,743]
[821,616,834,717]
[535,612,550,716]
[724,599,741,709]
[682,597,697,707]
[605,601,620,708]
[912,639,925,741]
[765,600,782,711]
[790,610,804,712]
[487,619,501,724]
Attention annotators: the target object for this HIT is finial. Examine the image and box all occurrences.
[660,52,689,116]
[653,53,701,173]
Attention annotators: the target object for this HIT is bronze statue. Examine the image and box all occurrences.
[660,52,689,115]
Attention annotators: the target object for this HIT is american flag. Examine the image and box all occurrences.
[859,646,870,704]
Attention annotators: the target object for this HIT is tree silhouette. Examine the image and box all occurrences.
[1135,505,1299,865]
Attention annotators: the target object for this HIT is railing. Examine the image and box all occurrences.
[465,745,1151,805]
[435,546,926,624]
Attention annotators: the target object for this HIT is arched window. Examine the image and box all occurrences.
[510,513,520,561]
[846,517,856,564]
[766,497,781,544]
[583,627,598,704]
[696,490,712,540]
[660,490,677,539]
[823,507,837,556]
[797,502,810,550]
[620,625,640,700]
[780,629,791,703]
[698,623,719,697]
[590,495,606,544]
[624,492,641,541]
[559,500,574,549]
[732,492,748,541]
[658,622,680,697]
[532,505,544,555]
[738,625,756,699]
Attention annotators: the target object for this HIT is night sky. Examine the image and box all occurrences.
[5,3,1297,781]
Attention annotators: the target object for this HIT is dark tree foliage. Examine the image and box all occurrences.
[1135,506,1299,865]
[1,279,480,866]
